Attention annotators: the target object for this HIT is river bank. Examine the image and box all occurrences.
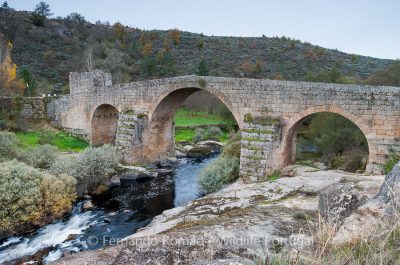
[52,165,388,265]
[0,154,219,264]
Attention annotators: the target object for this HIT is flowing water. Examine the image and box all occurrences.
[0,155,217,264]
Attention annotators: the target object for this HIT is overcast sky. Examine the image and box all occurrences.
[7,0,400,59]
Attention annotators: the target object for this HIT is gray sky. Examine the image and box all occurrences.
[7,0,400,59]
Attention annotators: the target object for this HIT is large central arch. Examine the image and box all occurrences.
[143,86,241,162]
[280,105,374,171]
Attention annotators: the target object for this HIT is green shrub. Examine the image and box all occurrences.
[205,126,222,141]
[71,144,120,192]
[268,170,282,181]
[49,156,75,176]
[0,160,43,231]
[199,157,239,194]
[222,132,241,159]
[0,160,76,234]
[384,152,400,174]
[193,127,206,143]
[24,144,59,169]
[0,131,18,159]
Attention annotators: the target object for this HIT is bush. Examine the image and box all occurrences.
[384,152,400,174]
[205,126,222,141]
[222,132,241,159]
[193,127,206,143]
[49,156,75,176]
[0,160,43,232]
[199,157,239,194]
[24,144,59,169]
[0,131,18,159]
[0,160,76,234]
[40,174,76,221]
[71,144,120,192]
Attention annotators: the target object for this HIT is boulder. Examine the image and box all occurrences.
[66,234,77,241]
[175,149,186,158]
[159,157,179,168]
[182,145,194,152]
[156,168,174,177]
[117,166,158,186]
[120,172,155,186]
[281,165,298,177]
[318,183,367,225]
[187,146,212,158]
[197,140,224,152]
[82,200,94,211]
[333,162,400,244]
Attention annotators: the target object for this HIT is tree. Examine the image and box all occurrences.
[197,59,209,76]
[197,39,205,50]
[168,28,180,45]
[304,66,353,84]
[364,61,400,87]
[239,60,254,77]
[0,36,24,95]
[157,50,176,77]
[18,66,35,96]
[140,56,157,77]
[34,1,52,17]
[1,1,9,9]
[113,22,127,43]
[83,47,94,72]
[66,12,85,24]
[253,60,263,74]
[31,1,52,26]
[142,42,153,57]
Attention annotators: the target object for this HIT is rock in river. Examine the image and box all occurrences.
[187,146,212,158]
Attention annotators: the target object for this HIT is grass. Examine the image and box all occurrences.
[174,108,233,143]
[175,127,229,143]
[16,131,89,152]
[174,108,234,127]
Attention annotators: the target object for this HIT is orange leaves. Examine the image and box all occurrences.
[142,42,153,57]
[0,37,25,95]
[168,28,180,45]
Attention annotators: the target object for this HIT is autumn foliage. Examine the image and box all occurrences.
[168,28,181,45]
[0,34,24,95]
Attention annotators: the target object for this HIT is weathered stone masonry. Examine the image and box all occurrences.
[13,70,400,182]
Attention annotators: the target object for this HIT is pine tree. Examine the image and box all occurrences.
[197,59,209,76]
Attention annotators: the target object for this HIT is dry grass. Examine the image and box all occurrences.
[253,212,400,265]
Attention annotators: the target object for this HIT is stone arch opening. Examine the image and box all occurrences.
[91,104,119,146]
[282,111,370,172]
[144,87,240,162]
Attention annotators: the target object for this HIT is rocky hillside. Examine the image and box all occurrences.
[0,7,394,95]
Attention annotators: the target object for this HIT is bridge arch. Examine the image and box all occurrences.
[280,105,375,172]
[91,104,119,146]
[144,86,241,161]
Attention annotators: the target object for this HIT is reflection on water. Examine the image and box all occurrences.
[0,155,217,263]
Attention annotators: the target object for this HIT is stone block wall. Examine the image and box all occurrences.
[0,96,54,121]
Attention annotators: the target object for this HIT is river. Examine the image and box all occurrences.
[0,155,218,264]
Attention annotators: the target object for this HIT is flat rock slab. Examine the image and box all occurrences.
[52,166,384,265]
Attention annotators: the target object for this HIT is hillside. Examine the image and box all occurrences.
[0,7,395,95]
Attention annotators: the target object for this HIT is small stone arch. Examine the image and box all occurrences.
[280,105,375,171]
[91,104,119,146]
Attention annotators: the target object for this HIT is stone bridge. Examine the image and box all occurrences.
[49,70,400,182]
